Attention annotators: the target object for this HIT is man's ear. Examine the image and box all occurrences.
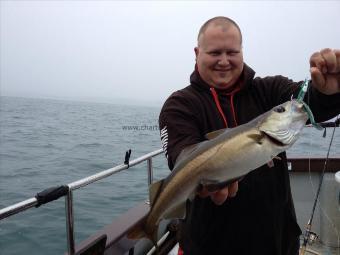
[194,47,199,59]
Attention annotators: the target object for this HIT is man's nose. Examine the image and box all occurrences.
[218,53,230,66]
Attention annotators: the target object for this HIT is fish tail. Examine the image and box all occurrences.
[127,219,148,240]
[127,219,159,246]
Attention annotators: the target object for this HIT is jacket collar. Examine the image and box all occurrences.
[190,63,256,95]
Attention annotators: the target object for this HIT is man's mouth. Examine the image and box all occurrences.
[214,69,231,73]
[215,69,230,72]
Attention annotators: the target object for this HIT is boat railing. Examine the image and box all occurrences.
[0,148,164,255]
[1,148,340,254]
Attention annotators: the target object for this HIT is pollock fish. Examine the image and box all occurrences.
[129,99,308,245]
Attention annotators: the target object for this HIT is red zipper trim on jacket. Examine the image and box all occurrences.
[230,94,238,126]
[210,87,228,128]
[227,88,240,126]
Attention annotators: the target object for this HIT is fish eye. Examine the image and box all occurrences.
[274,106,286,113]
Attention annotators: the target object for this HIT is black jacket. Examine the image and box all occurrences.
[158,64,340,255]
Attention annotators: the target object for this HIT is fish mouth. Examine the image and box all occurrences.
[261,131,286,147]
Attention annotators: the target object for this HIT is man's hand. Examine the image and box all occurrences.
[198,181,239,205]
[310,48,340,95]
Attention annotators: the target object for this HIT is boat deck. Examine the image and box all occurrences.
[305,240,339,255]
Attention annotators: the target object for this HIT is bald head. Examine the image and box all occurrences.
[194,16,244,89]
[197,16,242,46]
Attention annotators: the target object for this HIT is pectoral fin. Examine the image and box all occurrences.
[205,128,227,140]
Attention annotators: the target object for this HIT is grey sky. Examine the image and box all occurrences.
[1,1,339,105]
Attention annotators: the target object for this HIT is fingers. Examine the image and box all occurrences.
[210,186,229,205]
[310,66,325,89]
[197,186,210,198]
[310,51,327,73]
[310,48,340,95]
[322,48,337,73]
[335,49,340,73]
[228,181,239,197]
[310,48,338,74]
[198,181,239,205]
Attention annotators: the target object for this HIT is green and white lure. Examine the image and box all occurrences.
[296,79,323,130]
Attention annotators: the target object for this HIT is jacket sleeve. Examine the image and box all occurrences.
[256,76,340,122]
[159,92,203,170]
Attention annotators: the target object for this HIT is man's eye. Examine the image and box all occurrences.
[209,52,220,56]
[228,51,239,56]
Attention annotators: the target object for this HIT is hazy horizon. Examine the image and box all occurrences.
[0,93,163,108]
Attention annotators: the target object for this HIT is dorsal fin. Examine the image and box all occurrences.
[149,179,164,206]
[175,143,199,165]
[204,128,227,140]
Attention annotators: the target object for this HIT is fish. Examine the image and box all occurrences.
[128,99,309,245]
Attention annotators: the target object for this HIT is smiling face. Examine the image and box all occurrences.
[195,24,244,89]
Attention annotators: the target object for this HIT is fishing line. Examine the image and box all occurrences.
[299,78,339,254]
[304,115,339,255]
[314,115,340,255]
[308,116,337,227]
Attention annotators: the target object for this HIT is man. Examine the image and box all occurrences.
[159,16,340,255]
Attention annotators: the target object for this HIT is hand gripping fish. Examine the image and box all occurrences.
[129,99,309,245]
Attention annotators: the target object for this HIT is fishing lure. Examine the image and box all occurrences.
[296,79,323,130]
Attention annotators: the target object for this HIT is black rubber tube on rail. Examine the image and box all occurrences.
[35,185,69,208]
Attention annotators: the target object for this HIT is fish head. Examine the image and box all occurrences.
[258,99,308,148]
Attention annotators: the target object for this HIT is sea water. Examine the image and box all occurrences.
[0,96,339,255]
